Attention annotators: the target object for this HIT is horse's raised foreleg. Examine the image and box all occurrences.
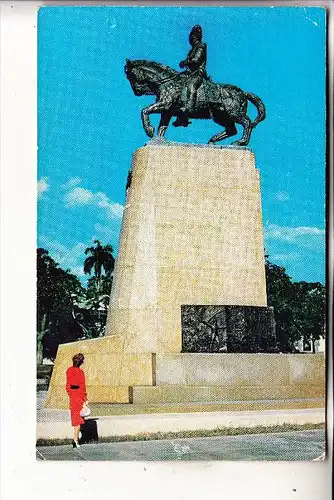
[158,112,172,138]
[141,102,170,138]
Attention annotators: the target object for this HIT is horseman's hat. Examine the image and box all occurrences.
[190,25,202,40]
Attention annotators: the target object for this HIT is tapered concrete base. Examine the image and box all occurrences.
[106,144,267,353]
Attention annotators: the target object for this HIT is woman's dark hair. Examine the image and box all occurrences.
[72,353,84,367]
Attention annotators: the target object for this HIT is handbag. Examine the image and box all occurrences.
[80,403,91,418]
[80,418,99,444]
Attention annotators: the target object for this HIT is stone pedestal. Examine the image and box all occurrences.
[106,144,268,353]
[45,143,323,409]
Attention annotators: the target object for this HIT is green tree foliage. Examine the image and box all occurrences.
[86,275,113,308]
[293,281,326,351]
[265,256,325,352]
[37,241,116,361]
[37,248,86,362]
[265,257,297,351]
[84,240,115,282]
[83,275,113,337]
[83,240,115,335]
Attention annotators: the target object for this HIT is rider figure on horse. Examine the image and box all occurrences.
[174,25,207,127]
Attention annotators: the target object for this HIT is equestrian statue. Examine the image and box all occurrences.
[125,25,266,146]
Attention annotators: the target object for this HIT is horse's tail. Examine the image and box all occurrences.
[246,92,266,127]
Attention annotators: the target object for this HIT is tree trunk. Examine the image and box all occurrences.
[37,313,48,365]
[36,343,43,365]
[311,337,316,353]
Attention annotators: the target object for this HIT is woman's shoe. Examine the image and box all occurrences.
[72,440,80,448]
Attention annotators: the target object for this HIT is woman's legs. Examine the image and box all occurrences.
[70,396,84,446]
[73,425,80,445]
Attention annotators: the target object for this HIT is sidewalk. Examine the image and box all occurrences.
[37,429,326,461]
[37,392,325,440]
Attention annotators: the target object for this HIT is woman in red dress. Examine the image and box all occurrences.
[66,353,88,448]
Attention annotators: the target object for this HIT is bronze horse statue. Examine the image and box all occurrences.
[125,59,266,145]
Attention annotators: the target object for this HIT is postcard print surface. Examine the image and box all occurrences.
[37,6,326,461]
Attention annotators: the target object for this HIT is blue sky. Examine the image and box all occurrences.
[37,6,326,284]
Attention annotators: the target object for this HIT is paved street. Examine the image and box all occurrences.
[37,429,325,461]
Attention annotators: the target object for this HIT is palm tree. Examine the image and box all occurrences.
[83,240,115,334]
[83,240,115,282]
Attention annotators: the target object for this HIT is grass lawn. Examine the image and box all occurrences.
[36,422,325,447]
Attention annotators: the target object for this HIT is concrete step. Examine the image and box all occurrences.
[154,354,325,395]
[131,384,324,405]
[37,379,49,391]
[88,398,325,417]
[37,365,53,392]
[37,384,49,392]
[37,365,53,378]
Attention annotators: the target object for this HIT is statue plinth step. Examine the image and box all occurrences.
[131,384,324,405]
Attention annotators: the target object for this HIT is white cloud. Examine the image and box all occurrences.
[94,223,119,241]
[64,185,124,219]
[39,236,87,274]
[61,177,82,190]
[37,177,49,198]
[264,225,325,251]
[275,191,290,202]
[271,252,299,262]
[265,225,325,242]
[95,192,124,219]
[64,187,94,206]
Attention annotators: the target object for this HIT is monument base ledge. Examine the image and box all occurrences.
[45,337,325,408]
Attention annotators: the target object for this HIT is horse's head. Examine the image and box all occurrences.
[124,59,155,96]
[125,59,178,97]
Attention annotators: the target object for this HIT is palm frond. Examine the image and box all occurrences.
[83,256,95,274]
[103,244,114,253]
[103,255,115,275]
[84,246,96,256]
